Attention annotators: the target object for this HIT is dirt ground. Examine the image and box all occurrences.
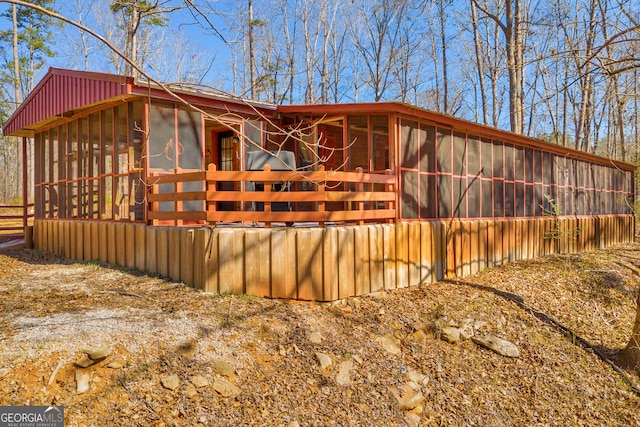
[1,243,640,426]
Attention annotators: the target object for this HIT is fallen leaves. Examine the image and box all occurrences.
[0,245,640,425]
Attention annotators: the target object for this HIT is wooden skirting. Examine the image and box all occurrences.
[33,216,635,301]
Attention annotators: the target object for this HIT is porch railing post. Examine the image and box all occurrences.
[318,165,326,227]
[356,167,364,225]
[263,164,272,228]
[206,163,217,226]
[22,137,28,231]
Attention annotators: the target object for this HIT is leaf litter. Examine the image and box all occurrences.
[0,243,640,426]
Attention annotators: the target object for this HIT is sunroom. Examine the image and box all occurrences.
[2,67,635,300]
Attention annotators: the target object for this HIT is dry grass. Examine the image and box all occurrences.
[1,243,640,426]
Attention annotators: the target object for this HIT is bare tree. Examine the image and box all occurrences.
[349,0,409,102]
[108,0,178,77]
[472,0,529,134]
[470,0,489,125]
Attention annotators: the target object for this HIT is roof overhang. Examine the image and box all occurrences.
[2,68,278,138]
[2,68,135,137]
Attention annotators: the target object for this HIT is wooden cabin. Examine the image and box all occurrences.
[2,68,635,300]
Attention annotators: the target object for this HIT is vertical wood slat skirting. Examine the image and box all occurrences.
[31,216,635,301]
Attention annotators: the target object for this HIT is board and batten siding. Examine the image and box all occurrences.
[34,216,634,301]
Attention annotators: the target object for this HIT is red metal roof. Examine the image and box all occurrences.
[2,68,277,137]
[2,68,134,137]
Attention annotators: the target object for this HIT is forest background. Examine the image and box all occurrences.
[0,0,638,205]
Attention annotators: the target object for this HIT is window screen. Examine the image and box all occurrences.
[420,125,436,173]
[493,180,504,217]
[515,146,524,181]
[401,120,418,169]
[504,144,514,181]
[533,150,542,183]
[482,180,493,217]
[453,177,467,218]
[437,129,452,173]
[504,182,514,217]
[438,175,452,218]
[525,185,534,216]
[402,171,419,218]
[515,182,524,217]
[481,138,492,178]
[543,152,551,184]
[467,135,481,177]
[348,115,368,170]
[525,148,533,183]
[149,103,176,171]
[493,142,504,178]
[420,174,436,219]
[453,132,466,176]
[468,177,481,218]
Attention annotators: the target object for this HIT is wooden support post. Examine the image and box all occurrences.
[297,228,325,300]
[22,137,28,234]
[514,220,522,261]
[116,222,126,266]
[145,226,158,274]
[493,220,503,265]
[206,164,218,227]
[156,227,170,277]
[432,221,445,281]
[338,227,356,298]
[125,223,136,269]
[83,221,91,261]
[323,227,339,300]
[447,221,459,278]
[354,225,371,296]
[382,224,397,289]
[396,222,409,287]
[98,222,108,262]
[180,229,194,286]
[420,222,434,284]
[369,225,384,291]
[317,165,326,227]
[356,167,365,226]
[135,223,146,270]
[90,221,99,261]
[204,227,219,293]
[107,222,117,265]
[470,221,479,275]
[193,228,207,290]
[218,229,244,294]
[461,221,471,276]
[478,220,487,270]
[245,229,272,298]
[62,221,70,259]
[271,229,296,298]
[168,227,182,281]
[263,165,272,228]
[408,222,421,286]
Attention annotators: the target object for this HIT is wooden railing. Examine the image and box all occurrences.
[147,164,396,227]
[0,203,34,236]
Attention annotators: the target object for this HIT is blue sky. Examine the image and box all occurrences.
[0,0,234,86]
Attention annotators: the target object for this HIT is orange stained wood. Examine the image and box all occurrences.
[147,164,396,226]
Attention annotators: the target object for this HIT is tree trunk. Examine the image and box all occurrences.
[248,0,256,99]
[473,0,525,133]
[505,0,524,134]
[439,1,448,114]
[12,4,22,104]
[470,0,488,125]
